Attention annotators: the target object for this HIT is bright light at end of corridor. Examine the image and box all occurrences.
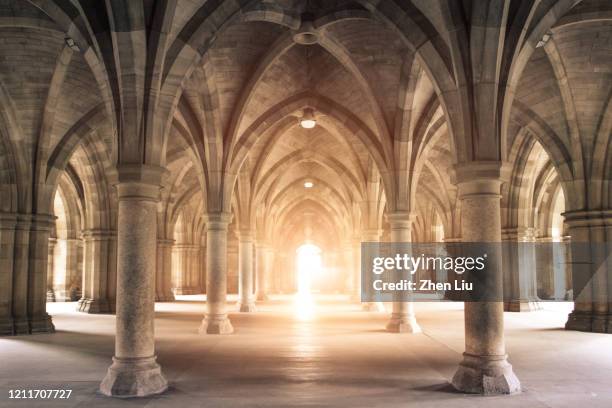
[294,244,322,320]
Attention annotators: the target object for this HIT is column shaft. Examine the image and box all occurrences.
[384,215,420,333]
[155,239,175,301]
[100,172,167,397]
[451,163,520,394]
[238,231,256,312]
[256,243,270,301]
[199,213,233,334]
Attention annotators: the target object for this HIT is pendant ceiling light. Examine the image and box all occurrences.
[299,108,316,129]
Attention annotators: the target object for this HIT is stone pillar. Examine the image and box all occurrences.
[255,242,270,301]
[502,227,541,312]
[451,163,520,394]
[47,237,57,302]
[156,239,175,301]
[11,216,32,334]
[100,167,167,397]
[360,231,386,312]
[342,241,355,298]
[564,210,612,333]
[28,214,56,333]
[173,244,200,294]
[0,213,17,335]
[238,230,256,312]
[385,213,421,333]
[79,230,114,313]
[199,213,233,334]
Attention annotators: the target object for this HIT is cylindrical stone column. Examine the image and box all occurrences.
[199,213,233,334]
[385,213,421,333]
[156,239,175,301]
[100,168,167,397]
[451,163,520,394]
[502,227,541,312]
[360,231,386,312]
[256,242,270,301]
[342,241,355,298]
[47,237,57,302]
[238,230,256,312]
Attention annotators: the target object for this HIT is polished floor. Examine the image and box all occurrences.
[1,295,611,408]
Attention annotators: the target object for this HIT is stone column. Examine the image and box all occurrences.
[173,244,200,294]
[0,213,17,335]
[502,227,541,312]
[11,216,32,334]
[199,213,233,334]
[564,210,612,333]
[385,213,421,333]
[237,230,256,312]
[255,242,270,301]
[28,214,56,333]
[47,237,57,302]
[342,241,355,298]
[100,167,167,397]
[360,231,386,312]
[536,236,555,299]
[156,239,175,301]
[451,163,520,394]
[79,230,114,313]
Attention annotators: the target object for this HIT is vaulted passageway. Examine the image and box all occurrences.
[0,0,610,405]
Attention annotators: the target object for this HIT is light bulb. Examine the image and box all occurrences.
[299,108,316,129]
[304,181,314,188]
[300,119,316,129]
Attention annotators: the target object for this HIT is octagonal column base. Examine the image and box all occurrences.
[99,356,167,398]
[199,314,234,334]
[451,353,521,395]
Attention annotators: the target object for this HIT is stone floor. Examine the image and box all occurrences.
[1,295,611,408]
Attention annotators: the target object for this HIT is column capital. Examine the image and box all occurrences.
[82,229,116,240]
[0,212,17,228]
[453,161,503,197]
[114,165,166,202]
[501,227,536,242]
[157,238,174,246]
[385,211,416,228]
[204,212,232,230]
[361,229,382,241]
[238,229,254,241]
[17,213,56,231]
[562,209,612,228]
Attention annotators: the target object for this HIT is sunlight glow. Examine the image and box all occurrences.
[294,244,323,320]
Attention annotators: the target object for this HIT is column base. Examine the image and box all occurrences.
[362,302,385,312]
[155,293,176,302]
[565,310,593,332]
[385,313,421,333]
[78,298,111,314]
[199,314,234,334]
[256,293,269,301]
[0,318,14,335]
[504,300,542,312]
[99,356,168,398]
[173,287,200,295]
[29,314,55,334]
[238,302,257,312]
[12,318,30,335]
[451,353,521,394]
